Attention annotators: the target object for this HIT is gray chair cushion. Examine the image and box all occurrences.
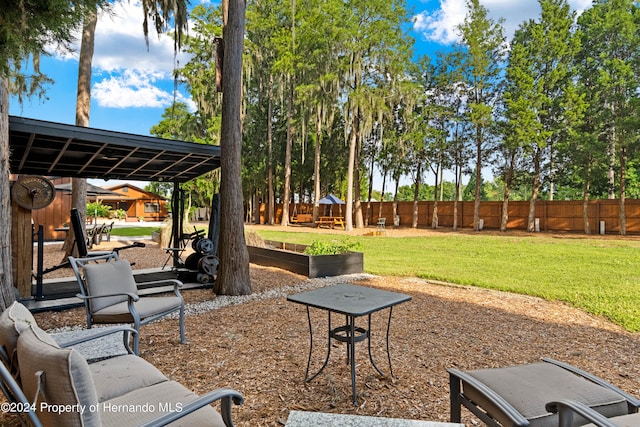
[584,412,640,427]
[465,363,629,427]
[0,301,37,363]
[17,325,100,427]
[91,296,183,323]
[89,354,168,402]
[83,260,138,312]
[100,381,226,427]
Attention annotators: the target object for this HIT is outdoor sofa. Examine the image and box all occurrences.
[0,301,243,426]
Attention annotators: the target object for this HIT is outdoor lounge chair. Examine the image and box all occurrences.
[448,358,640,427]
[0,301,243,427]
[69,251,186,355]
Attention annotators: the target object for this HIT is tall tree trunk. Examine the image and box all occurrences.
[267,78,274,225]
[353,112,364,228]
[366,152,374,227]
[607,125,616,199]
[345,113,357,231]
[280,0,295,227]
[619,147,627,236]
[548,143,555,201]
[313,103,321,222]
[64,10,96,260]
[378,169,387,220]
[393,178,399,226]
[280,75,294,227]
[453,156,461,231]
[216,0,251,296]
[527,147,542,232]
[412,163,421,228]
[0,78,15,309]
[582,162,591,235]
[76,9,96,128]
[473,130,482,231]
[431,163,439,229]
[345,107,360,231]
[500,151,515,232]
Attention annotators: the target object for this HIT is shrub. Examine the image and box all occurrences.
[111,209,126,220]
[86,202,111,218]
[304,239,362,255]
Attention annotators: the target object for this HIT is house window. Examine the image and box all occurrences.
[144,202,159,213]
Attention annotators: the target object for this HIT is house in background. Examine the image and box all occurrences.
[30,178,169,241]
[102,183,169,223]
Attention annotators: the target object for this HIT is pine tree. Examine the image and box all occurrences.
[457,0,507,231]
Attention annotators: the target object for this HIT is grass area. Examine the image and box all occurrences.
[251,228,640,332]
[109,227,160,237]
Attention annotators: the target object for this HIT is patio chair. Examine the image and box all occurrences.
[448,358,640,427]
[100,221,114,243]
[70,209,144,257]
[376,217,386,236]
[68,252,186,355]
[70,208,112,257]
[92,223,105,246]
[86,223,98,248]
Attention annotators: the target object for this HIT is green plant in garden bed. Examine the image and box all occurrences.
[303,239,362,255]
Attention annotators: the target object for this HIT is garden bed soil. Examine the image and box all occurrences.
[2,230,639,426]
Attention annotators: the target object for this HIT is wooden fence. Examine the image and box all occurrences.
[256,199,640,234]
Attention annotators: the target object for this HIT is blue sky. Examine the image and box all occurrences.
[9,0,593,188]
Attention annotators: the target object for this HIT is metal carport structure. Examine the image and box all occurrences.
[9,115,221,299]
[9,116,220,182]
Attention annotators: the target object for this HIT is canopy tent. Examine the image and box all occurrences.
[317,194,345,205]
[317,194,345,216]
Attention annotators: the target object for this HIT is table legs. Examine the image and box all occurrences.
[304,309,331,383]
[302,307,397,405]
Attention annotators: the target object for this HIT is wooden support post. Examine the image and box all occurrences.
[11,201,33,298]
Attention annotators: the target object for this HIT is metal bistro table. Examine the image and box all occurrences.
[287,283,411,405]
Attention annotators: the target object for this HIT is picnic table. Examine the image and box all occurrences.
[315,216,345,229]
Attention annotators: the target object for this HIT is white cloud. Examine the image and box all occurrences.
[92,70,170,108]
[413,0,592,45]
[93,1,187,74]
[54,1,193,110]
[92,69,194,109]
[413,0,467,44]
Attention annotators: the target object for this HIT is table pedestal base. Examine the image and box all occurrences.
[303,308,394,405]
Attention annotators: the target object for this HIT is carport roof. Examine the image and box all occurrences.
[9,116,221,183]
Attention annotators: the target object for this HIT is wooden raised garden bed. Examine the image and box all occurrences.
[247,240,363,278]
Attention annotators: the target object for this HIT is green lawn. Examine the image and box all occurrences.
[109,227,160,237]
[250,228,640,332]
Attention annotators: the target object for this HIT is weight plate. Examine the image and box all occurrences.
[197,273,212,284]
[185,253,201,270]
[196,238,214,254]
[199,255,219,276]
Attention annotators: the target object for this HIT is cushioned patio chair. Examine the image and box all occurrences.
[448,358,640,427]
[69,251,186,355]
